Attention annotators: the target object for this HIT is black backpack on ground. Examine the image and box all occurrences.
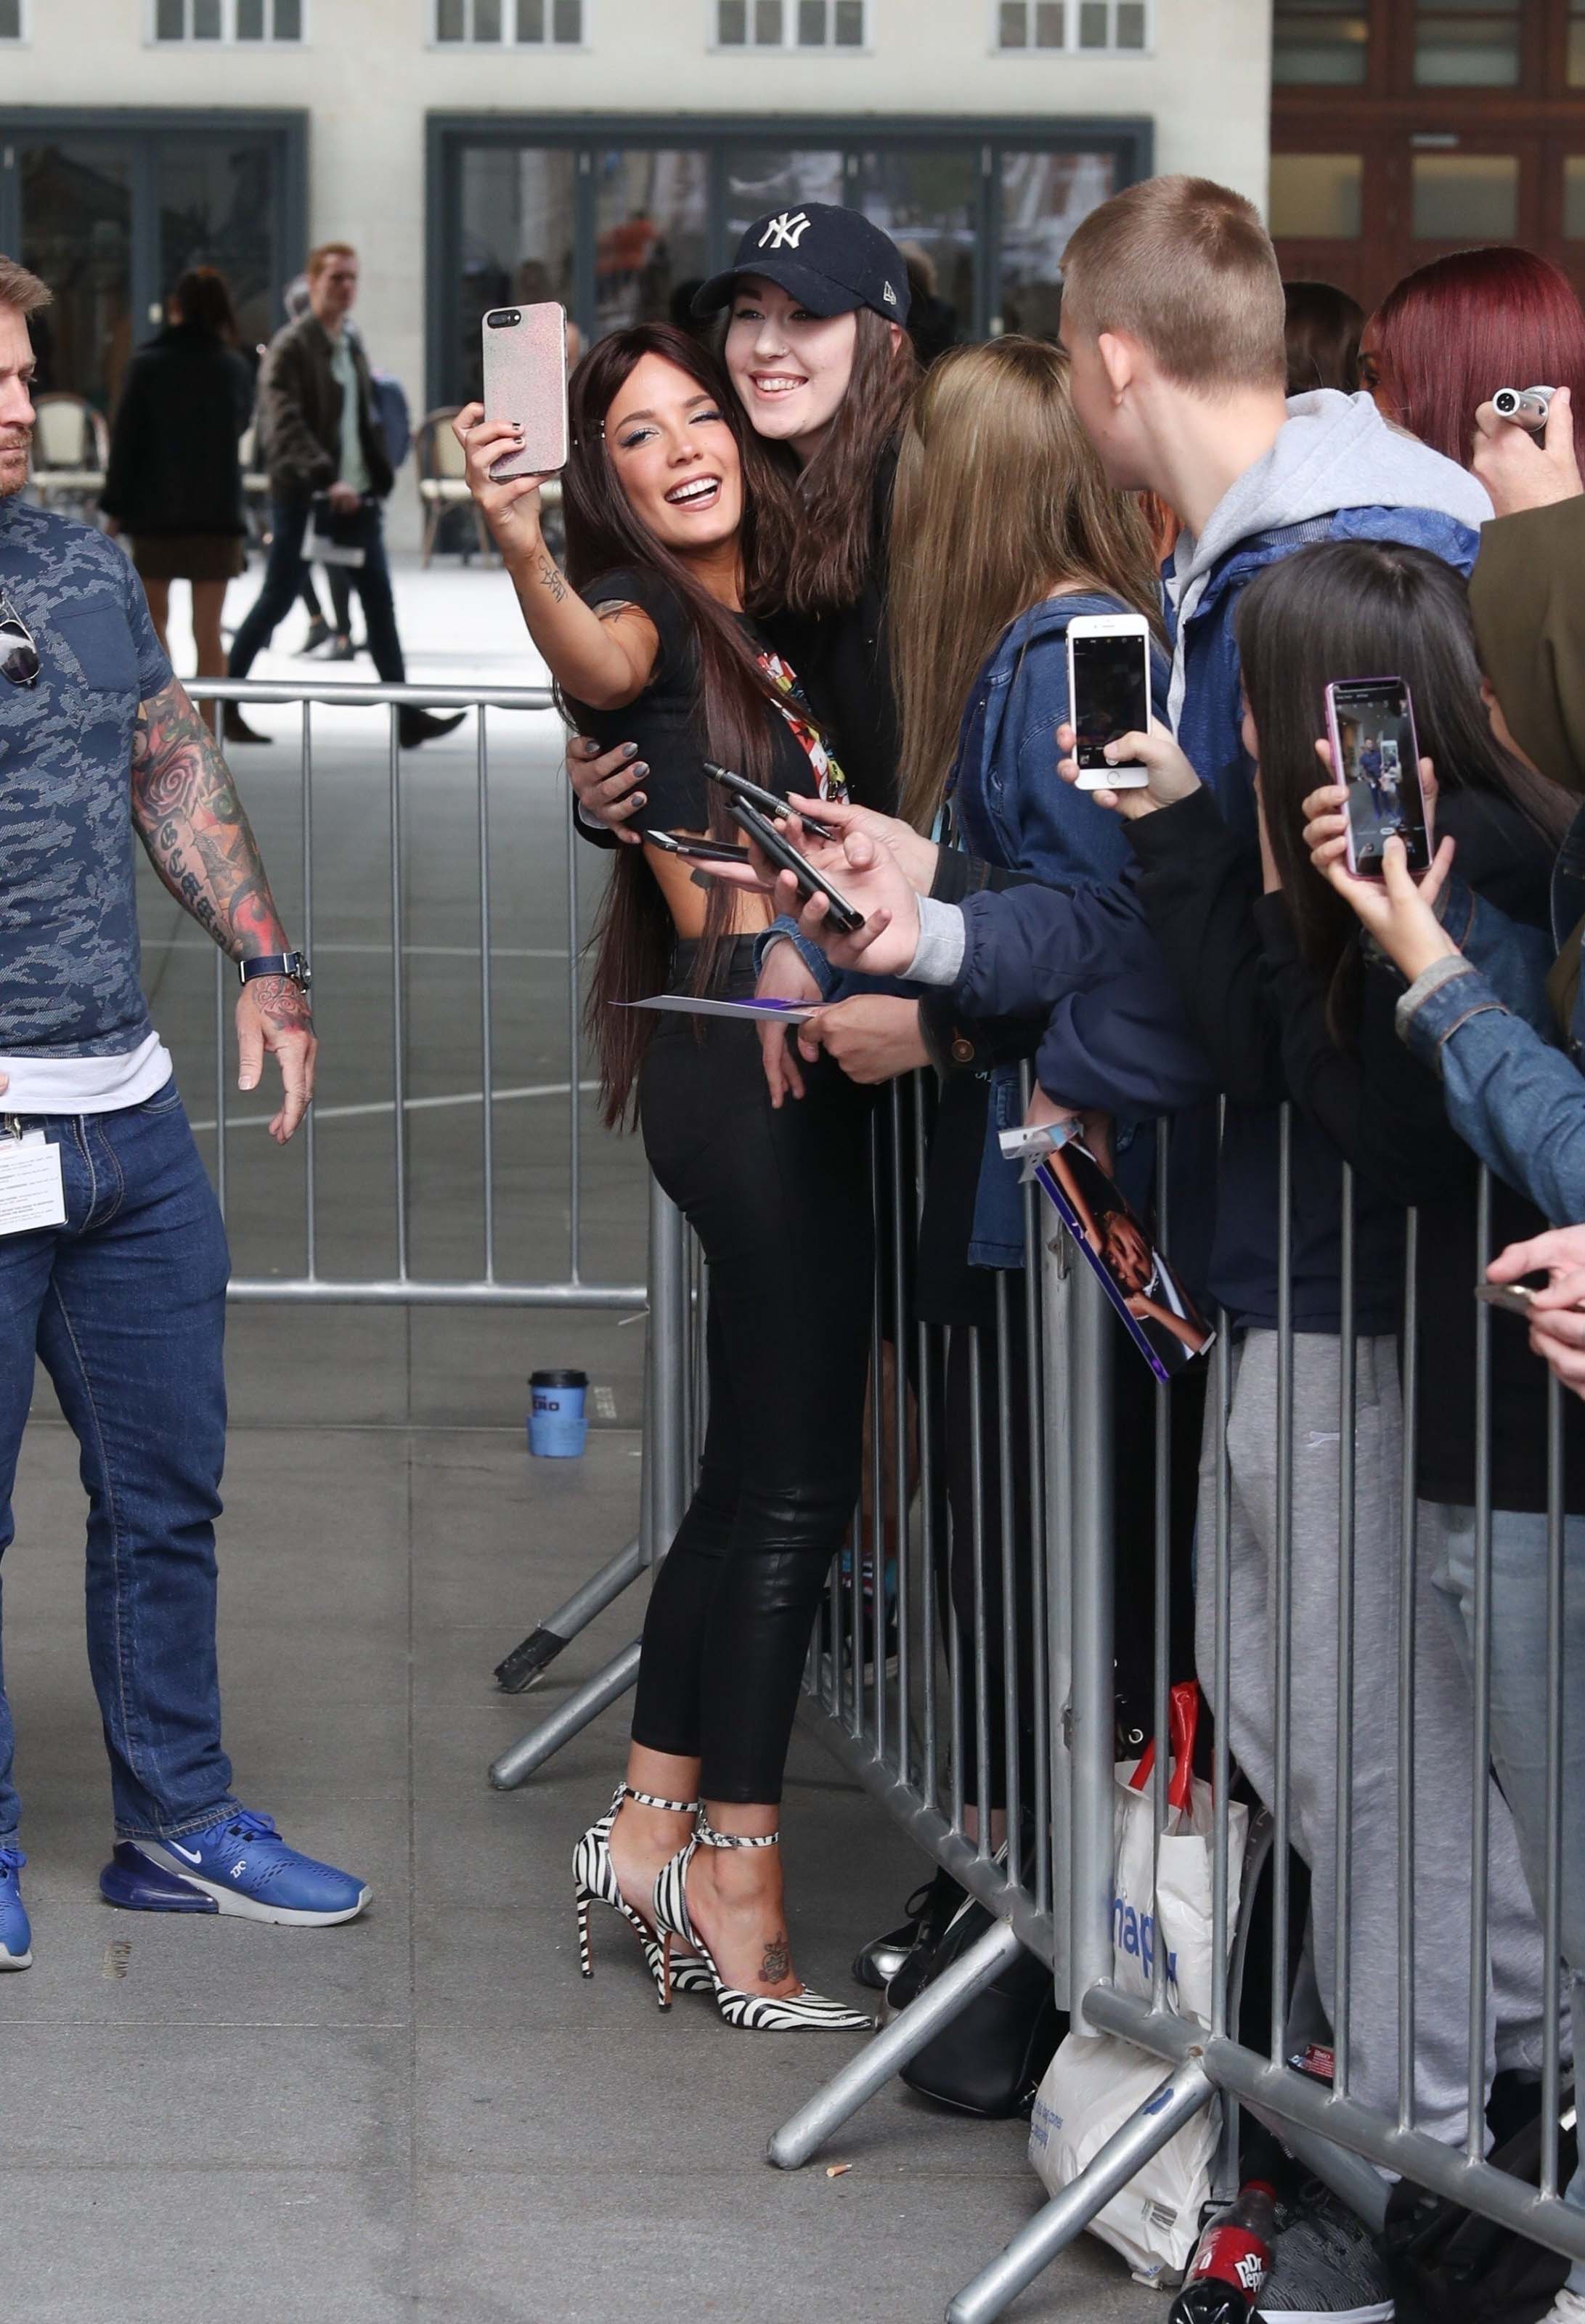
[897,1888,1064,2119]
[1382,2104,1578,2324]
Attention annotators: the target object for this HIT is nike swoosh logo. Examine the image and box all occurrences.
[169,1842,203,1864]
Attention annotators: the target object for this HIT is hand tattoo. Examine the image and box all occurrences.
[242,972,313,1041]
[130,678,293,962]
[759,1935,791,1983]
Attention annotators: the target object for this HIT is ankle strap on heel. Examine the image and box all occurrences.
[697,1811,779,1850]
[623,1786,700,1816]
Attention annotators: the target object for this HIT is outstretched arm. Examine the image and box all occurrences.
[130,676,314,1144]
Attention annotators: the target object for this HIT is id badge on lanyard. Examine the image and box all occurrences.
[0,1118,66,1235]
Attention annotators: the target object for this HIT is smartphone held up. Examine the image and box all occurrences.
[1067,613,1152,789]
[481,303,569,482]
[1323,675,1432,879]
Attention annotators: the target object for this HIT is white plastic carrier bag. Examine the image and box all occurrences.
[1027,1683,1250,2288]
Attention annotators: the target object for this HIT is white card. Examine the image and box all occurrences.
[0,1134,66,1235]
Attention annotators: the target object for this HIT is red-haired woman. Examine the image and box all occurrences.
[455,329,873,2033]
[1361,245,1585,473]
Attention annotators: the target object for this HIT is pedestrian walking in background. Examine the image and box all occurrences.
[226,240,459,749]
[99,265,253,737]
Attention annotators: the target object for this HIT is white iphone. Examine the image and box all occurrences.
[1067,612,1152,789]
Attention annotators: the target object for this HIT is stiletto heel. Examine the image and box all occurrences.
[571,1784,714,2010]
[651,1812,876,2032]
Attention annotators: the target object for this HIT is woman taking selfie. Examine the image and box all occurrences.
[455,325,871,2032]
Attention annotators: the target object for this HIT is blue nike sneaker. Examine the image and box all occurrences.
[0,1845,32,1968]
[102,1809,370,1927]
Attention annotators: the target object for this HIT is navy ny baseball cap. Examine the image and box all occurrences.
[694,203,910,326]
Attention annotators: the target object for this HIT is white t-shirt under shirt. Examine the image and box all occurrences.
[0,1030,174,1117]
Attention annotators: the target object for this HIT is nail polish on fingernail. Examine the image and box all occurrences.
[632,795,646,808]
[632,762,648,776]
[622,742,639,757]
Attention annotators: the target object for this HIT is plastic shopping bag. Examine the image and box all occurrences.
[1030,2032,1219,2287]
[1027,1682,1247,2286]
[1112,1680,1247,2026]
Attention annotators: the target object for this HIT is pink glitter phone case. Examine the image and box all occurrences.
[481,303,569,479]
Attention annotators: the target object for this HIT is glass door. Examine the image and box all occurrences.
[17,139,134,410]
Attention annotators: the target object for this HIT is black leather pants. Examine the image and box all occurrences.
[632,942,874,1803]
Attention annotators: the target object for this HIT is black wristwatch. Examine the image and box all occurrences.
[238,950,312,994]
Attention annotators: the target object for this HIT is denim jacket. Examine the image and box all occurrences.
[1396,802,1585,1224]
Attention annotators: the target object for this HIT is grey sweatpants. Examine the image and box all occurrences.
[1198,1330,1547,2148]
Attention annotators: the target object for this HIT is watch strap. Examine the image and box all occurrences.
[238,951,310,988]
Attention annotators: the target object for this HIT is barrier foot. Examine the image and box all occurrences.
[767,1921,1024,2171]
[944,2055,1215,2324]
[488,1640,641,1789]
[492,1534,645,1691]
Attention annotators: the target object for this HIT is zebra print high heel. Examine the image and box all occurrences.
[571,1784,713,2010]
[651,1812,876,2031]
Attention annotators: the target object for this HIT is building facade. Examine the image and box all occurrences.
[1,0,1271,447]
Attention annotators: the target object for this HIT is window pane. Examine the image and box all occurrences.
[754,0,783,40]
[725,147,843,239]
[797,0,826,40]
[551,0,580,36]
[1414,2,1520,88]
[1077,0,1107,44]
[476,0,502,33]
[237,0,264,31]
[1411,152,1518,239]
[274,0,302,33]
[1035,1,1064,45]
[1567,155,1585,238]
[1002,148,1116,337]
[999,2,1028,47]
[595,150,709,338]
[457,145,576,402]
[1268,151,1363,239]
[436,0,465,36]
[1117,0,1145,41]
[158,136,277,357]
[0,0,21,34]
[192,0,221,33]
[834,0,863,41]
[516,0,545,33]
[18,140,134,411]
[717,0,746,36]
[1272,1,1369,86]
[1572,1,1585,82]
[155,0,185,33]
[853,145,976,359]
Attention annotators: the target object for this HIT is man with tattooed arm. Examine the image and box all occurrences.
[0,257,367,1972]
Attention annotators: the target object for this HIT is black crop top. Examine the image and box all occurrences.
[569,564,845,834]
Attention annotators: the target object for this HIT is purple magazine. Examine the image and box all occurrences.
[1032,1139,1214,1386]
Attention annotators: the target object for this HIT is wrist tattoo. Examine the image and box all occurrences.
[534,550,568,606]
[241,972,313,1039]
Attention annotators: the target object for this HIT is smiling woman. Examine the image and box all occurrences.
[457,322,879,2036]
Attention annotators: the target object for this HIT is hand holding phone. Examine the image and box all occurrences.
[1066,614,1152,789]
[1323,677,1432,880]
[727,800,866,935]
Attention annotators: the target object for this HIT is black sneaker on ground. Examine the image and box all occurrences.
[852,1865,964,1993]
[397,707,465,749]
[296,617,331,657]
[221,704,269,746]
[1258,2187,1395,2321]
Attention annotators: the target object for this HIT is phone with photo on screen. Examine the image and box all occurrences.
[481,303,569,482]
[1323,676,1432,880]
[1067,612,1152,788]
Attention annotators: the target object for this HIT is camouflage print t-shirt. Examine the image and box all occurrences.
[0,495,172,1056]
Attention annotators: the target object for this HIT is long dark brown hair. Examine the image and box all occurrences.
[171,265,239,345]
[760,306,920,614]
[1237,539,1570,1041]
[561,322,806,1126]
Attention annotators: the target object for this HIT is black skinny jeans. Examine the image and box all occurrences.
[632,941,874,1803]
[229,497,404,684]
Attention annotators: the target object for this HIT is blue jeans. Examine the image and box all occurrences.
[229,496,404,686]
[1427,1501,1585,2285]
[0,1084,235,1842]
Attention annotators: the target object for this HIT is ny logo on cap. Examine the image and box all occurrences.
[883,280,898,306]
[759,210,812,251]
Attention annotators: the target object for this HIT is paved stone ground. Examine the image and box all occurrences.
[0,553,1152,2322]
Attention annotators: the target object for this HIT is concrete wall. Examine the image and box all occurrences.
[7,0,1271,532]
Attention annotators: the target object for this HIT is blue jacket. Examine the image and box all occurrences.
[1397,803,1585,1226]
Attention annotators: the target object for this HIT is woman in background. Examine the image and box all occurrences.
[1282,278,1364,397]
[101,266,253,734]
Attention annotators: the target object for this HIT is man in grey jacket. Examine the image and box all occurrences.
[227,242,457,749]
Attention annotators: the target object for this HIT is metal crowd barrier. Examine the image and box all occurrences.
[764,1097,1583,2323]
[176,678,686,1718]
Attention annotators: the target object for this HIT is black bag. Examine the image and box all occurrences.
[898,1893,1065,2120]
[1382,2105,1578,2324]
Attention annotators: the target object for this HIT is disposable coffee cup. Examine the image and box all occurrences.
[529,1368,588,1458]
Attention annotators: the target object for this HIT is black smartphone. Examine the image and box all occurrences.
[643,829,752,864]
[727,798,867,936]
[701,759,838,844]
[1324,677,1432,879]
